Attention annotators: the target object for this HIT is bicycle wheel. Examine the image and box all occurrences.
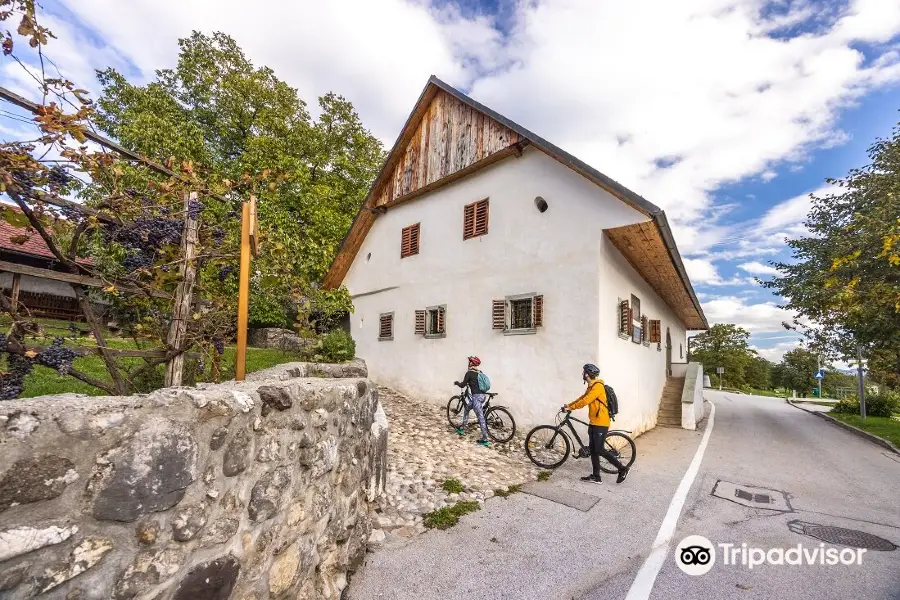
[525,425,571,469]
[485,406,516,443]
[598,431,636,473]
[446,396,466,428]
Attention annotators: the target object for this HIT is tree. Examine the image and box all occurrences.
[94,32,384,331]
[780,348,819,396]
[689,324,755,388]
[763,118,900,368]
[0,4,259,396]
[743,356,773,390]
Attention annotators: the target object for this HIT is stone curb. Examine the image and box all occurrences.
[786,399,900,455]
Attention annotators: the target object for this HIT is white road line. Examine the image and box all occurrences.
[623,401,717,600]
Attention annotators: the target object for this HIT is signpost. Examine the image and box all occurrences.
[716,366,724,390]
[815,354,823,400]
[235,195,260,381]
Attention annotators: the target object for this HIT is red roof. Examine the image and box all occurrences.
[0,205,92,265]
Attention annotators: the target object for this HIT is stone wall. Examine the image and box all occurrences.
[0,361,388,600]
[247,328,315,353]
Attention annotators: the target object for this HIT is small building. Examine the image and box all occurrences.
[324,77,708,434]
[0,207,89,320]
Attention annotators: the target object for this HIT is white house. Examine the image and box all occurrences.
[324,77,708,436]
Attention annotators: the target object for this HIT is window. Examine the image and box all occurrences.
[415,306,446,338]
[630,294,642,344]
[680,343,684,359]
[400,223,420,258]
[649,319,662,350]
[463,199,489,240]
[618,299,632,339]
[378,313,394,341]
[641,315,650,346]
[492,293,544,334]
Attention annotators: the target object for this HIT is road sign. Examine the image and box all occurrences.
[814,370,824,379]
[716,367,724,374]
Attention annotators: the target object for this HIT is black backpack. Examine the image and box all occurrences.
[603,384,619,421]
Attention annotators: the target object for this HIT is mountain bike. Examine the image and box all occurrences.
[524,408,636,472]
[446,388,516,444]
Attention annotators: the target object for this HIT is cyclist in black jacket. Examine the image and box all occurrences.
[453,356,490,447]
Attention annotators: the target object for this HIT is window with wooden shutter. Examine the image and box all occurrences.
[463,199,489,240]
[425,305,446,337]
[414,310,426,335]
[649,319,661,344]
[378,313,394,341]
[492,299,506,330]
[533,295,544,327]
[641,315,650,345]
[401,223,420,258]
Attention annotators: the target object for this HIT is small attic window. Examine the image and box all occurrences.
[534,196,548,213]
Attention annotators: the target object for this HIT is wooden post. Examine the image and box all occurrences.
[165,191,200,387]
[9,273,20,315]
[235,197,253,381]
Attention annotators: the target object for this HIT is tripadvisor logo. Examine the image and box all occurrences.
[675,535,867,575]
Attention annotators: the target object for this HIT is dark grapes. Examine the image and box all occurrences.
[211,227,226,248]
[38,337,77,376]
[0,353,34,400]
[213,336,224,355]
[0,333,7,352]
[217,266,234,282]
[187,199,204,220]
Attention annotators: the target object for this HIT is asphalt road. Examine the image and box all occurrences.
[588,391,900,600]
[347,392,900,600]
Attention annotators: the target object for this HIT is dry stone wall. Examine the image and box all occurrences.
[0,360,387,600]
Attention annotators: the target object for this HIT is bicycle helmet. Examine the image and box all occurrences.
[468,356,481,367]
[583,363,600,378]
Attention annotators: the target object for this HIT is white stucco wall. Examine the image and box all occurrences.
[344,148,690,432]
[0,273,75,298]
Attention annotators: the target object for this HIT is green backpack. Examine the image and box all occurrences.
[476,371,491,392]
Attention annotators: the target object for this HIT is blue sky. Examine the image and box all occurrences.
[2,0,899,363]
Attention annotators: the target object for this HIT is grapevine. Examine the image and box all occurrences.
[38,337,78,376]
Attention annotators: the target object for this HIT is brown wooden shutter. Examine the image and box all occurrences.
[533,295,544,327]
[401,223,420,258]
[463,204,476,240]
[414,310,425,335]
[437,306,445,334]
[492,299,506,330]
[649,319,661,343]
[641,315,648,342]
[464,199,489,239]
[627,308,634,336]
[474,199,489,236]
[379,314,393,340]
[619,300,629,334]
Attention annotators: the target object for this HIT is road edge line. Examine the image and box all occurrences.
[786,399,899,455]
[623,400,716,600]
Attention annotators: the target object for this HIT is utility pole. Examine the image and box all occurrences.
[856,344,866,420]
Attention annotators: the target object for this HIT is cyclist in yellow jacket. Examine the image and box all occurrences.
[564,363,629,484]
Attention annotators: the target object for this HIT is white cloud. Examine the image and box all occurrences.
[753,340,802,362]
[683,258,754,286]
[702,295,803,334]
[26,0,899,225]
[738,261,781,276]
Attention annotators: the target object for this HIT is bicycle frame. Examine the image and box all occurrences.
[550,411,631,456]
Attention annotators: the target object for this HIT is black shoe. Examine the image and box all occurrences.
[616,467,629,484]
[580,474,602,483]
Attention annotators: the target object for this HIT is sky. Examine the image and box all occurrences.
[2,0,899,364]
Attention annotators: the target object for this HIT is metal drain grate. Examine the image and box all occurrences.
[715,481,791,511]
[788,520,898,551]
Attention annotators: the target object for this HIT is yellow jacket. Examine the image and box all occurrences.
[567,378,611,427]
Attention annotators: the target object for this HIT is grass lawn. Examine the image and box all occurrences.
[745,388,787,398]
[795,400,837,407]
[829,413,900,448]
[1,317,309,398]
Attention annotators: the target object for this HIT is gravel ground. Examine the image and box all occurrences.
[367,386,540,548]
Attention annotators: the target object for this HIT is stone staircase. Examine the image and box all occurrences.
[657,376,685,427]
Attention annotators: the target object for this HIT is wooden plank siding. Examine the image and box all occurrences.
[374,90,519,209]
[605,222,706,329]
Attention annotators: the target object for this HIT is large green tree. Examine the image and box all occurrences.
[94,31,385,330]
[764,119,900,366]
[689,324,755,387]
[743,355,773,390]
[780,348,819,396]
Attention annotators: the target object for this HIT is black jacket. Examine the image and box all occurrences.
[457,368,484,395]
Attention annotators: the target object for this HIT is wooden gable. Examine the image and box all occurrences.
[373,89,521,208]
